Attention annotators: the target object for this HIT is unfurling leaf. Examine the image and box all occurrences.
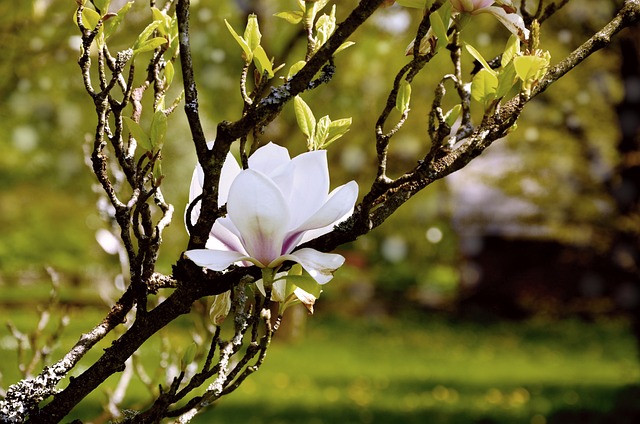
[294,96,316,147]
[513,54,550,95]
[81,7,101,30]
[252,45,274,78]
[501,34,520,68]
[471,68,498,106]
[92,0,111,13]
[465,43,494,73]
[150,110,167,149]
[274,10,304,24]
[323,118,352,147]
[103,1,133,40]
[123,117,152,151]
[396,80,412,114]
[225,19,252,62]
[287,60,306,79]
[133,37,167,55]
[164,61,175,86]
[444,104,462,128]
[244,14,262,51]
[335,41,355,55]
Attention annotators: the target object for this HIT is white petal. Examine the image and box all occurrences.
[227,169,290,265]
[207,218,247,254]
[185,249,260,270]
[479,6,530,41]
[278,248,345,285]
[248,142,291,175]
[218,152,242,205]
[293,287,317,314]
[295,180,358,235]
[287,150,330,228]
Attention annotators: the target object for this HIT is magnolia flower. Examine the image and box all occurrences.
[406,0,529,55]
[185,142,358,286]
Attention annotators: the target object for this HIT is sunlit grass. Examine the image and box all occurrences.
[1,301,638,424]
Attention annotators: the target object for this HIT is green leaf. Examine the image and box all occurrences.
[315,5,336,49]
[180,343,197,370]
[252,45,274,78]
[444,104,461,128]
[150,110,167,149]
[134,37,167,55]
[429,9,448,52]
[501,34,520,68]
[335,41,355,55]
[315,115,331,148]
[323,117,352,147]
[133,20,161,51]
[294,96,316,146]
[274,10,304,24]
[164,61,175,86]
[244,14,262,51]
[103,1,132,40]
[287,60,306,79]
[92,0,111,13]
[471,68,498,105]
[284,274,322,298]
[465,43,494,73]
[396,80,412,114]
[151,7,171,36]
[496,61,517,99]
[123,117,152,151]
[513,55,549,83]
[153,160,163,182]
[81,7,101,30]
[225,19,252,62]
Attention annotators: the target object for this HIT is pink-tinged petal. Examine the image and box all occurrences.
[227,169,290,265]
[295,180,358,234]
[248,142,291,175]
[186,164,205,229]
[277,248,345,285]
[207,218,247,254]
[185,249,262,270]
[287,150,330,227]
[478,6,529,41]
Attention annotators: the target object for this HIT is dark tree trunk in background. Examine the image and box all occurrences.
[611,25,640,350]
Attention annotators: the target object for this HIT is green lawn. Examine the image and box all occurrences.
[1,303,639,424]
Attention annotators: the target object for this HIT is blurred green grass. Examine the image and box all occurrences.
[1,301,639,423]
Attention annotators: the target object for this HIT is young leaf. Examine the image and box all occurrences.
[164,61,175,86]
[284,275,322,298]
[501,34,520,68]
[315,5,336,49]
[315,116,331,148]
[93,0,111,13]
[335,41,355,55]
[496,61,518,98]
[252,45,274,78]
[103,1,133,40]
[287,60,306,79]
[513,55,549,83]
[81,7,101,30]
[471,68,498,105]
[133,20,161,51]
[323,118,352,147]
[244,14,262,52]
[150,110,167,149]
[465,43,494,73]
[123,117,152,151]
[294,96,316,145]
[444,104,462,128]
[134,37,167,55]
[396,80,412,114]
[274,10,304,24]
[429,10,448,52]
[225,19,252,62]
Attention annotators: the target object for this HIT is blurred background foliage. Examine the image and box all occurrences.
[1,0,640,422]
